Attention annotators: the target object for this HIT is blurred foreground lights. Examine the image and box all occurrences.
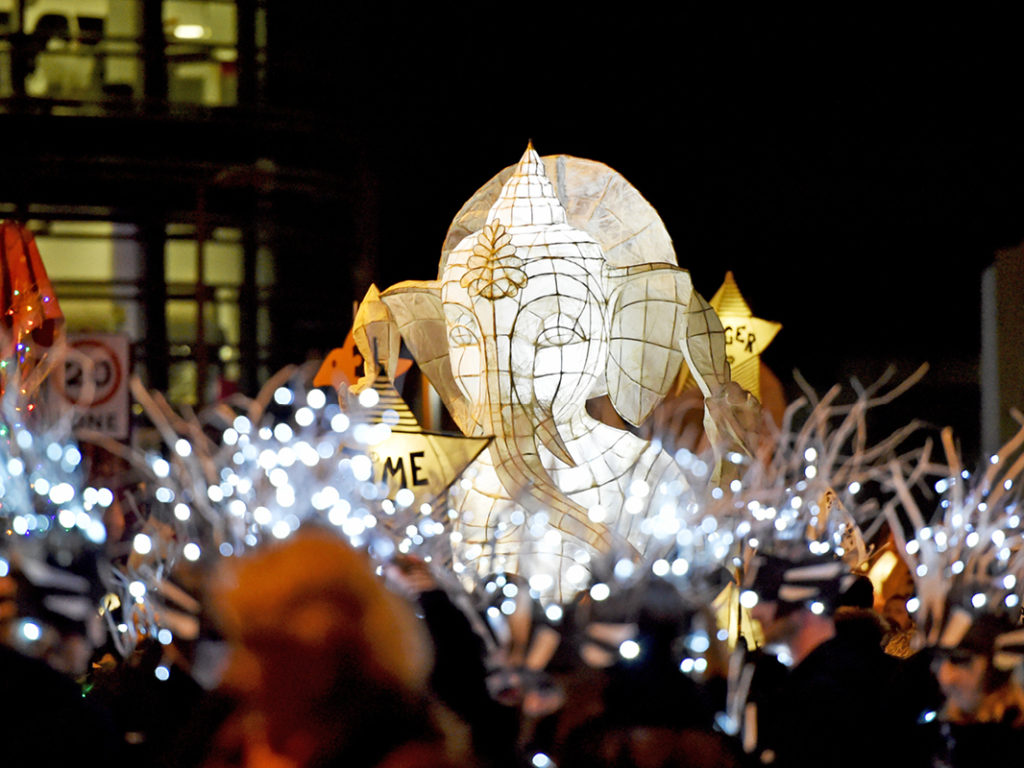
[620,639,641,660]
[174,503,191,521]
[566,564,588,585]
[689,633,710,653]
[20,620,41,642]
[351,455,373,482]
[972,593,987,609]
[680,658,695,673]
[545,604,563,622]
[739,590,759,609]
[152,458,171,478]
[395,488,415,508]
[154,665,171,681]
[128,581,147,600]
[532,753,552,768]
[307,389,327,409]
[58,508,77,528]
[272,520,292,539]
[614,559,635,580]
[86,489,112,507]
[183,543,201,562]
[133,533,153,555]
[341,516,366,538]
[1007,594,1020,609]
[358,388,380,408]
[652,559,670,577]
[530,574,553,592]
[906,597,921,613]
[253,506,272,526]
[590,583,611,601]
[331,413,350,433]
[174,439,192,457]
[810,601,825,615]
[157,628,173,645]
[0,558,7,578]
[273,386,294,406]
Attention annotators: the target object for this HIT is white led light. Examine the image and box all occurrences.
[619,639,641,659]
[21,621,41,641]
[173,23,206,39]
[295,407,315,427]
[133,533,153,555]
[590,583,610,601]
[739,590,759,609]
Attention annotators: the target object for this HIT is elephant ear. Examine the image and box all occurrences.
[379,281,475,435]
[680,290,731,398]
[604,264,692,427]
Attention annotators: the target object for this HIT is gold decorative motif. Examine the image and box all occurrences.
[461,220,527,299]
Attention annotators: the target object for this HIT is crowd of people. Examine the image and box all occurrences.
[6,519,1023,768]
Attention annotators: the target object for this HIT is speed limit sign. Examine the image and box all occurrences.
[53,334,131,438]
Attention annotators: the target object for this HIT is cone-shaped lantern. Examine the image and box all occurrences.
[0,221,64,393]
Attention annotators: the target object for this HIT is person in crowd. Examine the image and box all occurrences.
[0,554,123,765]
[742,551,920,768]
[201,527,472,768]
[923,609,1024,766]
[384,554,521,768]
[551,576,746,768]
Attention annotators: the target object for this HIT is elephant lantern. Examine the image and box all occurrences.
[382,146,714,602]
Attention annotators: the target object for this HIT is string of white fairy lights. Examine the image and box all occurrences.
[1,347,966,701]
[885,414,1024,651]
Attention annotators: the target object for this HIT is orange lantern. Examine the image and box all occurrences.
[0,221,64,392]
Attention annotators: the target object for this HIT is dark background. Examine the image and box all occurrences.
[266,5,1024,463]
[7,5,1022,464]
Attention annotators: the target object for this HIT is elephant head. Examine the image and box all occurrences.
[382,145,695,580]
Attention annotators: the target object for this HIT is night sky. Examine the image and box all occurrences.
[271,5,1024,461]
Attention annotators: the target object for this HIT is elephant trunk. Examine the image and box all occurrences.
[481,336,611,554]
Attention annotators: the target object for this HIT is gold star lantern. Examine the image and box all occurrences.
[708,271,781,402]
